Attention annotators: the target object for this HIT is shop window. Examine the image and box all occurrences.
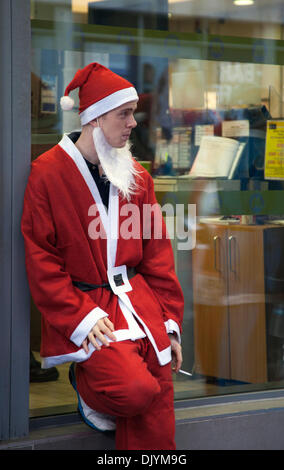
[30,0,284,418]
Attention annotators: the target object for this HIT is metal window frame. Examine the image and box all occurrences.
[0,0,31,440]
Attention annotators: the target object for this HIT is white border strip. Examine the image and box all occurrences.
[164,319,181,344]
[59,134,109,233]
[42,328,146,368]
[80,87,139,125]
[119,292,172,366]
[107,184,119,269]
[70,306,108,347]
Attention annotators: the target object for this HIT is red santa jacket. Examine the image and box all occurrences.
[21,134,184,368]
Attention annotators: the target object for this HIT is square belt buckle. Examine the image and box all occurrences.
[107,265,133,295]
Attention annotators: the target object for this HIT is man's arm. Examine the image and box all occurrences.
[169,333,183,373]
[21,171,111,350]
[137,169,184,366]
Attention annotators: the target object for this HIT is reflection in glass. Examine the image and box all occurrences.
[30,0,284,417]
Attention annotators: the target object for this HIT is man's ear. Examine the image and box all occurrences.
[89,118,100,128]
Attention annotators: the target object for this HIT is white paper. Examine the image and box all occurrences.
[188,136,241,178]
[222,120,249,138]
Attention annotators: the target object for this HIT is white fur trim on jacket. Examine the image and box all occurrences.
[41,327,146,369]
[70,306,109,347]
[164,319,181,344]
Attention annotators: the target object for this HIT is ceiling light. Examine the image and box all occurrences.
[72,1,104,14]
[233,0,254,5]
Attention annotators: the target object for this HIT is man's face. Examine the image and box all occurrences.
[99,101,138,148]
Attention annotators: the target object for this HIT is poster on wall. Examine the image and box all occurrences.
[222,120,249,138]
[40,74,58,114]
[194,124,214,146]
[155,126,192,170]
[264,120,284,180]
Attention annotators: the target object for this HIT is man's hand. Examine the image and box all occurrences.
[168,333,182,373]
[82,317,116,353]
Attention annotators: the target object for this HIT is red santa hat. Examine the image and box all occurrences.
[60,62,139,125]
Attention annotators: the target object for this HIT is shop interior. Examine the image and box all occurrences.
[29,0,284,418]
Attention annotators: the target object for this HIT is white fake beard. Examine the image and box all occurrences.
[92,126,139,201]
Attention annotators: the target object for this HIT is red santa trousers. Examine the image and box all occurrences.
[75,337,176,450]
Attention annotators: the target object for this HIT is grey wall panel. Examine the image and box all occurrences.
[0,0,13,441]
[9,0,31,439]
[0,0,31,440]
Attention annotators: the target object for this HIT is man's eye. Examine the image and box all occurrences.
[120,111,130,118]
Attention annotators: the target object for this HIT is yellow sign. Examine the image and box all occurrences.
[265,120,284,180]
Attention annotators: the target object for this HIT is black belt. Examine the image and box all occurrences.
[72,267,137,293]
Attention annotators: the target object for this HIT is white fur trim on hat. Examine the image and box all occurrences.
[79,87,138,125]
[60,95,75,111]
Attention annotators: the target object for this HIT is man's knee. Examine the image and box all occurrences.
[117,374,161,417]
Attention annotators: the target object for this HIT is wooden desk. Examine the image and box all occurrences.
[192,223,273,384]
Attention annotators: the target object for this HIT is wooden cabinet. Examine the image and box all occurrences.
[193,223,268,383]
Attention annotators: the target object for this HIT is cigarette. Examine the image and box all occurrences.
[179,369,192,377]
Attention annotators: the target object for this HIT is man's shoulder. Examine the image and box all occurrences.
[32,143,63,165]
[28,143,70,189]
[31,143,68,174]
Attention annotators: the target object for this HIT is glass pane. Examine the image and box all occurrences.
[30,0,284,418]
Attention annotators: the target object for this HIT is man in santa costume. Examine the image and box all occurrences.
[21,63,184,450]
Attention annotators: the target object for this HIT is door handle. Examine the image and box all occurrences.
[213,235,221,271]
[228,235,236,273]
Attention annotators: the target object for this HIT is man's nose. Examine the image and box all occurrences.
[127,115,137,128]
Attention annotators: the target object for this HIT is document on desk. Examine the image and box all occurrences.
[187,136,245,179]
[269,220,284,225]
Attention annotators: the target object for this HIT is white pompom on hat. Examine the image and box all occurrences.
[60,95,75,111]
[60,62,139,125]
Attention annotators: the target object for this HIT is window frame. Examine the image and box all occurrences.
[0,0,31,441]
